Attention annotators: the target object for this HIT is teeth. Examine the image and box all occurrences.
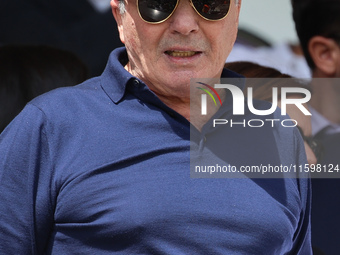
[167,51,197,57]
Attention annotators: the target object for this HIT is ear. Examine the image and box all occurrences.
[236,0,242,15]
[308,36,340,76]
[232,0,241,26]
[237,0,242,8]
[111,0,125,44]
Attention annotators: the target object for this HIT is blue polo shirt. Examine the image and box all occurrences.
[0,48,311,254]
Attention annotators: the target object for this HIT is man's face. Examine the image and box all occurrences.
[112,0,241,98]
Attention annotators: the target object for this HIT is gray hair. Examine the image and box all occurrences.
[118,0,126,14]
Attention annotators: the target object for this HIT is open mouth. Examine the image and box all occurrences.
[165,51,201,57]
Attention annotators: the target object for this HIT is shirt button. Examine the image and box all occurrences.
[133,79,140,86]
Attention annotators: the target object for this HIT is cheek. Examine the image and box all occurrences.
[123,24,151,65]
[126,22,161,56]
[211,25,237,64]
[123,21,138,46]
[213,16,239,57]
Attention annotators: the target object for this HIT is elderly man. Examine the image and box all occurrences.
[0,0,311,254]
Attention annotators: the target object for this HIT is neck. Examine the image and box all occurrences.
[125,63,225,130]
[153,85,226,131]
[156,93,191,120]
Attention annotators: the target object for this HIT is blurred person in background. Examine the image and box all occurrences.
[225,1,311,79]
[225,61,320,167]
[292,0,340,137]
[0,44,89,133]
[292,0,340,254]
[227,40,311,79]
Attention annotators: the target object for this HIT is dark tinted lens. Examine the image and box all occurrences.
[138,0,178,23]
[192,0,230,20]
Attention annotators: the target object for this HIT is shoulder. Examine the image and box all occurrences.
[27,76,113,120]
[9,77,111,136]
[30,77,102,107]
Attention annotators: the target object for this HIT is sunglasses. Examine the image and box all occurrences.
[137,0,231,24]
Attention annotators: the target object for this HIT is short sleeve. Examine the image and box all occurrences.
[0,104,55,254]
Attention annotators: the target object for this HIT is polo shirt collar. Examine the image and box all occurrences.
[100,47,134,104]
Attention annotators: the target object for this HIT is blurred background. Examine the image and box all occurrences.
[228,0,311,79]
[238,0,298,45]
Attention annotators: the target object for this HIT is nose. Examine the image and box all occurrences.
[168,0,199,35]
